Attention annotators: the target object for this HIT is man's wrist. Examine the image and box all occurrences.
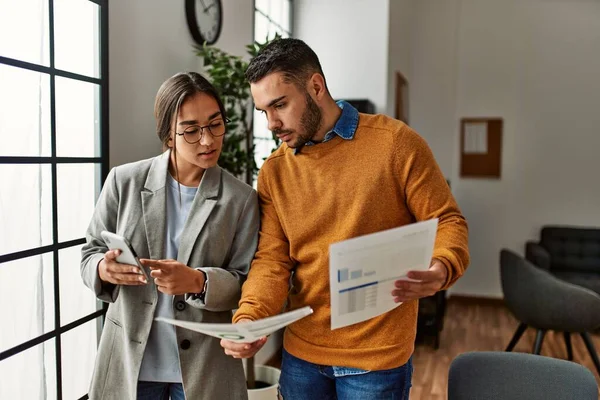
[432,258,447,279]
[432,257,450,289]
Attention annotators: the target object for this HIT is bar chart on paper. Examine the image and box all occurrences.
[329,219,438,329]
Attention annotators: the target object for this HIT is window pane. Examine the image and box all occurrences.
[54,0,100,78]
[0,0,49,66]
[255,0,270,14]
[59,245,98,325]
[268,24,281,41]
[0,65,51,157]
[270,0,283,28]
[56,76,101,157]
[0,339,57,399]
[253,109,270,139]
[254,137,278,171]
[254,12,270,43]
[281,0,291,34]
[253,108,274,171]
[57,163,98,242]
[0,253,54,353]
[61,320,98,400]
[0,164,53,255]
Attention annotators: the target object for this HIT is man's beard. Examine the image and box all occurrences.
[273,93,323,148]
[296,93,323,147]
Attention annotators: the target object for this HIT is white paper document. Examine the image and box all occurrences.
[463,122,488,154]
[156,306,313,343]
[329,219,438,330]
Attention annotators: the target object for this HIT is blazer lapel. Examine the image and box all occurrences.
[141,151,170,260]
[177,166,221,265]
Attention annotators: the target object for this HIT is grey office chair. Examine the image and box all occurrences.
[500,249,600,375]
[448,351,598,400]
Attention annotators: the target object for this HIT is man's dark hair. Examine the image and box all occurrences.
[246,38,327,91]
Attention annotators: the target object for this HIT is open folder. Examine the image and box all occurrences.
[156,306,313,343]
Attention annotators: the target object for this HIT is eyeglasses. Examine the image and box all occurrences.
[175,118,229,144]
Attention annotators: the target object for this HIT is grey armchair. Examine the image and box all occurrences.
[526,226,600,296]
[448,351,598,400]
[500,249,600,375]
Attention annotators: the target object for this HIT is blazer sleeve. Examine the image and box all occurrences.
[186,188,260,312]
[80,167,121,302]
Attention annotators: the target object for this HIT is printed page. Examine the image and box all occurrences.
[156,306,313,343]
[329,219,438,330]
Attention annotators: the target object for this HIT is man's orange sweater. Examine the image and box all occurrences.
[234,113,469,370]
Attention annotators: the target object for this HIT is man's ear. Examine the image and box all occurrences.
[308,73,327,100]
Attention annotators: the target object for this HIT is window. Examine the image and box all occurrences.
[0,0,108,399]
[253,0,292,173]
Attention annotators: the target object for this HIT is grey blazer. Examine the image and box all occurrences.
[81,151,258,400]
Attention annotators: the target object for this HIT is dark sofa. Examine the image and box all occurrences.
[526,226,600,296]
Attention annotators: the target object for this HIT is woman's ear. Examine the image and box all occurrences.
[167,136,173,148]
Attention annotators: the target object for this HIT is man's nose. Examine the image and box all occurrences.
[267,117,282,132]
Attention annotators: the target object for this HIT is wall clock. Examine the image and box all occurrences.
[185,0,223,45]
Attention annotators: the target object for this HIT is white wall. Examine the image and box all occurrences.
[403,0,461,176]
[404,0,600,297]
[109,0,253,167]
[386,0,413,118]
[294,0,390,113]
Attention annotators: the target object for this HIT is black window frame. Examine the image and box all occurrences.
[0,1,109,399]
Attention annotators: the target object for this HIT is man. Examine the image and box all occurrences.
[221,38,469,399]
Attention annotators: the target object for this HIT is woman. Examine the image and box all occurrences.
[81,72,259,400]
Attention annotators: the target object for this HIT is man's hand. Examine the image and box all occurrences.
[98,249,147,285]
[140,259,204,295]
[391,259,448,302]
[220,319,268,359]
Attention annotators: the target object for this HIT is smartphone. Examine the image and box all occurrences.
[100,231,149,281]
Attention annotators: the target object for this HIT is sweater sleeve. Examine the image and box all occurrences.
[233,163,294,322]
[395,127,470,289]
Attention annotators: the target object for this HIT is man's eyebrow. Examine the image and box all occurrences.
[255,96,286,112]
[178,111,222,126]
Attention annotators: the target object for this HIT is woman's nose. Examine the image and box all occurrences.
[200,129,215,146]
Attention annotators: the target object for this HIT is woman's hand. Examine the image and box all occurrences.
[98,249,148,285]
[141,259,205,295]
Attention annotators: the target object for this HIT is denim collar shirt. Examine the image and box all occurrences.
[294,100,359,154]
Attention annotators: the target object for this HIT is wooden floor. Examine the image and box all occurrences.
[268,297,600,399]
[410,297,600,399]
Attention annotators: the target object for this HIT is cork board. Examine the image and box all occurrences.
[460,118,503,178]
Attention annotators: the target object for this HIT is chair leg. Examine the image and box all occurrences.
[563,332,573,361]
[506,323,528,352]
[533,330,546,354]
[580,332,600,376]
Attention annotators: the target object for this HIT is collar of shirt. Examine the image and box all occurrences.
[294,100,359,155]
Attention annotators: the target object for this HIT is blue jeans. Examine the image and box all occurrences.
[137,381,185,400]
[278,348,413,399]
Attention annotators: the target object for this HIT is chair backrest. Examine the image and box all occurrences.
[540,226,600,273]
[448,351,599,400]
[500,249,600,332]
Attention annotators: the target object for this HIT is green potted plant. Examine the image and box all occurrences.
[196,36,281,396]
